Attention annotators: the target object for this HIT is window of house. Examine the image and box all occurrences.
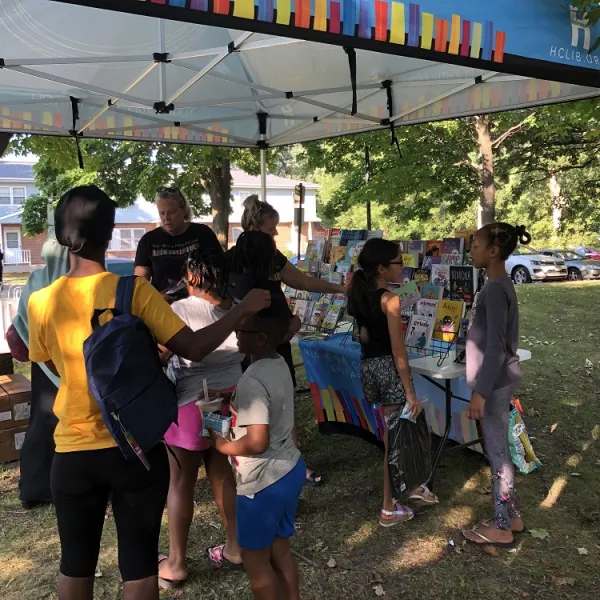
[110,228,145,250]
[0,187,28,204]
[11,187,26,205]
[231,227,243,243]
[237,190,260,203]
[5,232,20,249]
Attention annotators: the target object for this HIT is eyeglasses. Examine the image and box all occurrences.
[388,261,404,266]
[156,186,181,195]
[235,328,261,335]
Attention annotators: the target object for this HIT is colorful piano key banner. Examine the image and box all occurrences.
[54,0,600,86]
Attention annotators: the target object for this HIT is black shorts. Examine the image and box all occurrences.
[51,444,169,581]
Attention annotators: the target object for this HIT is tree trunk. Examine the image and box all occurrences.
[0,133,11,158]
[207,159,231,249]
[549,173,562,235]
[474,115,495,227]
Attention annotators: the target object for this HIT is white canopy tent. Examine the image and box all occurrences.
[0,0,598,156]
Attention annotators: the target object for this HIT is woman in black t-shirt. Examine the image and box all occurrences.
[226,195,345,486]
[135,187,222,295]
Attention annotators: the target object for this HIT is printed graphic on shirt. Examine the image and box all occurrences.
[151,241,200,258]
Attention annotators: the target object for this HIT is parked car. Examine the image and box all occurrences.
[539,250,600,281]
[575,246,600,261]
[505,245,568,284]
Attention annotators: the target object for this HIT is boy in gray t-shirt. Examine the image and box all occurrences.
[210,299,305,599]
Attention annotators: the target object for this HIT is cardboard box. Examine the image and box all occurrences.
[0,352,14,376]
[0,424,28,463]
[0,373,31,431]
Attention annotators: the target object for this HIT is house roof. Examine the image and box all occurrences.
[231,170,318,190]
[0,161,35,180]
[0,161,318,190]
[0,206,24,224]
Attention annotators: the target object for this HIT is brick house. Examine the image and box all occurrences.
[0,160,320,271]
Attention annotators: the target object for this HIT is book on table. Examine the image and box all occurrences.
[431,264,451,292]
[421,284,444,300]
[405,314,435,354]
[433,299,465,342]
[415,298,438,320]
[449,265,477,305]
[402,253,419,268]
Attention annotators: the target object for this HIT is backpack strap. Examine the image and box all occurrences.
[115,276,136,315]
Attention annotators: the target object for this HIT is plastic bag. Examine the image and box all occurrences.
[387,409,432,502]
[508,400,542,475]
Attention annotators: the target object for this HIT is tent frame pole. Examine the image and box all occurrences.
[260,149,267,200]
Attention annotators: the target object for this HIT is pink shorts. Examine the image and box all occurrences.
[164,391,234,452]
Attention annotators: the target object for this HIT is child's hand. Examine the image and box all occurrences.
[208,427,227,452]
[405,392,422,419]
[467,392,486,420]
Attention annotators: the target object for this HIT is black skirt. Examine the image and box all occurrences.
[19,362,58,506]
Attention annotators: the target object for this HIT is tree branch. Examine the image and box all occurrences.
[491,114,535,149]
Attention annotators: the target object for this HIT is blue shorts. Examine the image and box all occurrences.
[236,457,306,550]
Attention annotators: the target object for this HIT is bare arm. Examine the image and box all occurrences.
[211,424,270,456]
[381,292,420,417]
[281,261,345,294]
[164,289,270,363]
[134,266,151,280]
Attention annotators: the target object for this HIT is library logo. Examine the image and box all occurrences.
[548,5,599,65]
[570,4,591,50]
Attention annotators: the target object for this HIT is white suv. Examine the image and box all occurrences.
[505,245,568,284]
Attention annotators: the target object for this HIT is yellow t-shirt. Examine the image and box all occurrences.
[28,273,186,453]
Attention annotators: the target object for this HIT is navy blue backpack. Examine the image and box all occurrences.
[83,276,178,469]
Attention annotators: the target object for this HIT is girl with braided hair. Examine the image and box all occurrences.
[159,247,245,586]
[463,223,530,547]
[226,195,346,487]
[348,238,438,527]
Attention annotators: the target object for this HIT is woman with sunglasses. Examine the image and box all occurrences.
[135,187,222,297]
[159,248,245,586]
[347,239,438,527]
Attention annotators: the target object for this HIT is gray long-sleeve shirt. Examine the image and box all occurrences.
[466,276,522,397]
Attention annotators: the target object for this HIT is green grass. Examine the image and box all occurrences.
[1,282,599,599]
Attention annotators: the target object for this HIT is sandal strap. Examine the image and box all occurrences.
[381,505,414,518]
[207,544,225,564]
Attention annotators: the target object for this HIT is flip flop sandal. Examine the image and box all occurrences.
[462,528,516,549]
[305,471,324,486]
[478,518,527,535]
[158,554,186,589]
[379,504,415,528]
[207,544,244,571]
[408,485,439,506]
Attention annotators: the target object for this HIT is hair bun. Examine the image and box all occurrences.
[515,225,532,245]
[243,194,261,210]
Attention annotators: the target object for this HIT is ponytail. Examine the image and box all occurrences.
[241,195,279,231]
[347,268,378,317]
[347,238,400,317]
[514,225,532,245]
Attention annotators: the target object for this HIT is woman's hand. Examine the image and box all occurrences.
[467,392,486,420]
[405,392,423,419]
[240,289,271,315]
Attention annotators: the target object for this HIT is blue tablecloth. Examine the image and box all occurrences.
[298,333,482,452]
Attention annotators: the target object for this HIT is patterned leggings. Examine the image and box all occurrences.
[481,385,521,530]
